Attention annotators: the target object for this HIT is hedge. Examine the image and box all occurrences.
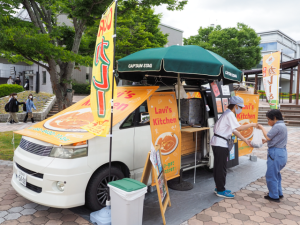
[72,83,90,94]
[0,84,24,98]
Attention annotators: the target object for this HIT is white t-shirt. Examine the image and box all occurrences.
[210,109,241,148]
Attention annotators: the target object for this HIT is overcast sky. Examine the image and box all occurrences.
[155,0,300,41]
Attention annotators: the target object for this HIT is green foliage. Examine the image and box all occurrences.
[184,23,262,70]
[0,0,186,67]
[0,0,187,108]
[0,132,22,161]
[0,84,24,98]
[82,7,168,61]
[73,83,90,94]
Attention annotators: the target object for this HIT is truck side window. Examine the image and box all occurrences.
[120,112,135,129]
[136,101,150,127]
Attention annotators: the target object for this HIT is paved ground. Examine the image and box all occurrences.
[0,160,92,225]
[1,96,300,224]
[182,127,300,225]
[0,123,32,133]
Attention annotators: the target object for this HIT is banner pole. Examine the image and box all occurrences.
[279,50,283,107]
[108,0,118,202]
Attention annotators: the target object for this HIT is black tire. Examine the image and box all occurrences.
[85,166,124,211]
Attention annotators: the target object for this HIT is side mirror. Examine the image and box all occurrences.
[140,112,150,124]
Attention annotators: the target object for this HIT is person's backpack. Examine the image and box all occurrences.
[5,103,9,112]
[23,103,27,112]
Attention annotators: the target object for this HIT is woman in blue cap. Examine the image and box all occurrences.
[211,96,257,198]
[258,109,287,202]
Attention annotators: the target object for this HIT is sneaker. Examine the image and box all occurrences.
[264,195,280,202]
[216,191,235,198]
[214,188,231,194]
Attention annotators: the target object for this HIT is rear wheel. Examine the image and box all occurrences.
[85,166,124,211]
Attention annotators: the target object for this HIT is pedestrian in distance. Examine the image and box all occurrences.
[6,94,15,124]
[7,76,14,84]
[7,93,24,124]
[14,77,21,85]
[211,96,257,199]
[23,94,36,123]
[257,109,287,202]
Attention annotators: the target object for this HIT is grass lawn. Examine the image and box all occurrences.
[0,91,54,115]
[0,132,22,161]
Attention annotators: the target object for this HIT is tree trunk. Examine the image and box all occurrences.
[48,59,73,112]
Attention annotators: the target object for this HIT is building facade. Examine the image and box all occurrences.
[250,30,300,93]
[158,23,183,47]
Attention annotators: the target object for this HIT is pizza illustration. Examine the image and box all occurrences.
[44,108,94,132]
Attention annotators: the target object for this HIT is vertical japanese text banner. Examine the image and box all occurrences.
[82,1,116,136]
[147,92,181,181]
[262,52,281,109]
[235,93,259,156]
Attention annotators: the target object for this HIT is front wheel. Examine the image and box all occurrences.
[85,166,124,211]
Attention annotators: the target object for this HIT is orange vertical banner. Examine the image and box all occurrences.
[82,1,116,136]
[235,93,259,156]
[147,92,181,180]
[262,52,280,109]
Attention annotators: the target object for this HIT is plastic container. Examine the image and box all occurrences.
[90,206,111,225]
[108,178,147,225]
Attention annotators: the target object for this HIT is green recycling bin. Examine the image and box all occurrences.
[108,178,147,225]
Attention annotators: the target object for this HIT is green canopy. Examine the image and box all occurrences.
[117,45,242,84]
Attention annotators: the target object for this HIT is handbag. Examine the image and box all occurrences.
[214,133,234,151]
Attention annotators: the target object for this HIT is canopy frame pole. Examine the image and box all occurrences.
[177,73,181,120]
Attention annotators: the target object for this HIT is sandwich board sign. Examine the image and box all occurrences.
[141,144,171,225]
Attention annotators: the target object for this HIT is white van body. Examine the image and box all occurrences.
[12,94,214,210]
[11,118,154,209]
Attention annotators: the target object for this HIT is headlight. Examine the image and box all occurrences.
[56,181,65,191]
[49,147,88,159]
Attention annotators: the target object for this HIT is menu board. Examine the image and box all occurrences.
[216,98,223,113]
[221,85,230,96]
[222,98,228,111]
[211,81,220,97]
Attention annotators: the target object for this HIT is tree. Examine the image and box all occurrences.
[183,23,262,70]
[0,0,187,110]
[83,7,168,61]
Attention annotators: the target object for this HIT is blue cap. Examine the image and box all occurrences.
[229,96,245,107]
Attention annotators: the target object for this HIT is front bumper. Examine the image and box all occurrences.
[12,146,93,208]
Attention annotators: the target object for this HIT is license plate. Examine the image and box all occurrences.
[17,170,27,187]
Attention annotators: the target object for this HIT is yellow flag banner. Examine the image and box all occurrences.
[262,52,281,109]
[235,93,259,156]
[15,86,159,146]
[147,92,181,181]
[82,1,116,136]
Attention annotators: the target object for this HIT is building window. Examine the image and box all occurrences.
[260,42,277,51]
[86,73,89,82]
[42,71,46,85]
[277,42,296,58]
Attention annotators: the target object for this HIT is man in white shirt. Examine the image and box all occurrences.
[211,96,257,198]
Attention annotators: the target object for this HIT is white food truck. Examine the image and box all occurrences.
[12,82,237,211]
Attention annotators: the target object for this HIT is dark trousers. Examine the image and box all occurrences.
[212,145,229,192]
[24,113,34,123]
